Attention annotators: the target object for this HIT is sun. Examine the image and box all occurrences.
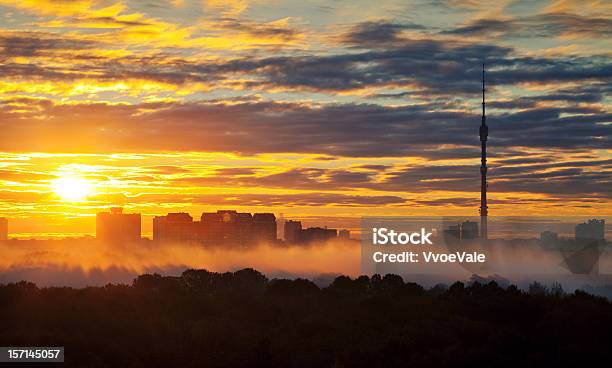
[52,176,93,201]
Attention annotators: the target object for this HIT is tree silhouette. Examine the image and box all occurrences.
[1,269,611,367]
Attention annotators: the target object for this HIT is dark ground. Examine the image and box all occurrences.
[1,268,611,367]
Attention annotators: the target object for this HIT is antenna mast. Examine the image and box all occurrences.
[479,64,488,240]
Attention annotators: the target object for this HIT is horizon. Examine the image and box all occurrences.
[1,208,610,240]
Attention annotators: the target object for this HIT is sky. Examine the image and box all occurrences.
[0,0,610,237]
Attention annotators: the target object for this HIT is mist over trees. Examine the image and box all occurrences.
[1,268,611,367]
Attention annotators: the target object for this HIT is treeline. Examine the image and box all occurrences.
[1,268,611,367]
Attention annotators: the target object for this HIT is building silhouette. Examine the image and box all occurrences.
[461,220,479,240]
[152,210,349,246]
[444,220,479,242]
[0,217,7,241]
[154,210,276,246]
[283,220,342,244]
[284,220,302,244]
[277,213,285,240]
[253,213,277,242]
[575,219,605,241]
[96,207,141,244]
[153,213,197,243]
[299,227,337,244]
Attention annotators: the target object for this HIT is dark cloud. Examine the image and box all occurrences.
[0,31,97,57]
[342,21,427,47]
[74,16,151,27]
[489,86,607,109]
[177,168,371,191]
[532,13,612,38]
[118,156,612,201]
[237,40,512,93]
[1,29,610,98]
[494,157,556,165]
[413,197,478,207]
[353,165,390,171]
[232,43,610,95]
[444,13,612,39]
[413,196,600,208]
[379,160,611,199]
[443,19,514,37]
[0,98,609,158]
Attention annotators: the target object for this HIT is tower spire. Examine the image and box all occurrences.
[479,64,488,240]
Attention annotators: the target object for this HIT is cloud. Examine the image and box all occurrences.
[206,17,301,43]
[0,150,608,217]
[342,20,427,47]
[443,18,516,37]
[0,97,609,158]
[1,26,609,99]
[227,39,609,94]
[178,167,377,191]
[0,31,98,57]
[489,90,606,109]
[90,191,407,207]
[444,13,612,39]
[379,159,611,199]
[203,0,251,16]
[543,0,612,17]
[0,0,101,17]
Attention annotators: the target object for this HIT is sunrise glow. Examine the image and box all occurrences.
[0,0,608,238]
[51,176,93,202]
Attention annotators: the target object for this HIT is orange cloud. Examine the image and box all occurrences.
[544,0,612,16]
[0,0,122,17]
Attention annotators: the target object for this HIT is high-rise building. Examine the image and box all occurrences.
[96,207,141,244]
[575,219,605,241]
[153,213,196,243]
[253,213,277,243]
[200,210,255,245]
[150,210,351,246]
[151,209,380,247]
[284,220,302,244]
[300,227,337,244]
[277,213,285,240]
[0,217,7,241]
[461,221,479,240]
[201,211,228,243]
[284,221,339,244]
[444,221,479,241]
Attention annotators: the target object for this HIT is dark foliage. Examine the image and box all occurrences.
[1,268,611,367]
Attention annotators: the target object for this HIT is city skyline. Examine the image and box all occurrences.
[0,209,607,242]
[0,0,610,237]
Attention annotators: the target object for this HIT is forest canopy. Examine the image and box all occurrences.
[1,268,611,367]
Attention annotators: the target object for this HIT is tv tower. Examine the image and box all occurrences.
[479,64,488,239]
